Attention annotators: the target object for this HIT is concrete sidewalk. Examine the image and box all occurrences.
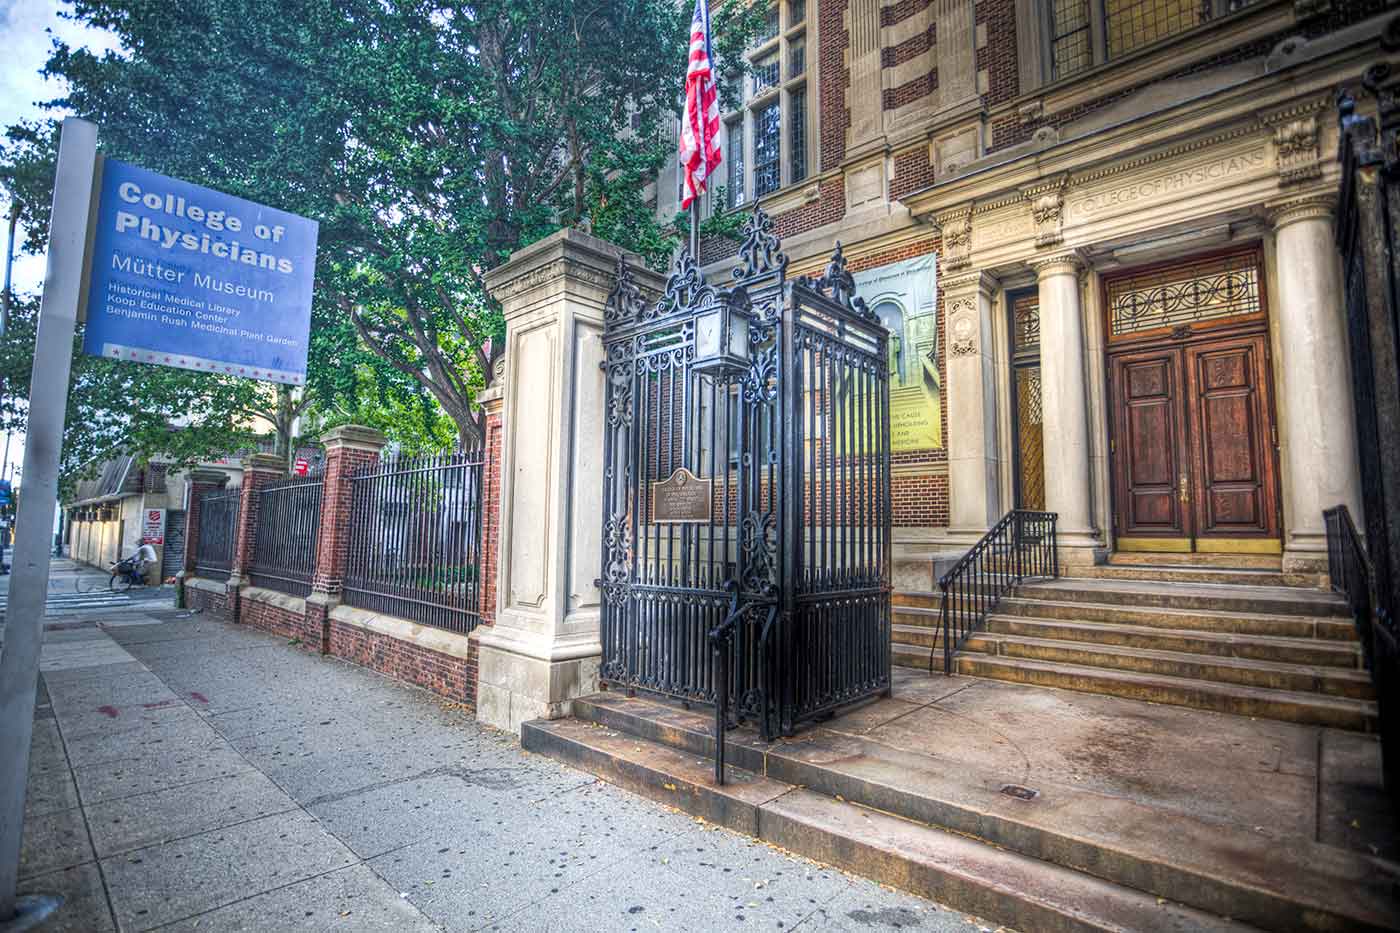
[17,609,994,932]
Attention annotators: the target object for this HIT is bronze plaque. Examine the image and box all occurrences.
[651,468,712,524]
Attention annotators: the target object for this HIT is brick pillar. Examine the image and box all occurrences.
[175,469,227,608]
[477,381,505,627]
[304,425,385,653]
[227,453,285,621]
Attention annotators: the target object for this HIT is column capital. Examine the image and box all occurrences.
[320,424,386,453]
[186,469,229,486]
[940,269,998,298]
[1267,194,1335,231]
[1029,249,1087,278]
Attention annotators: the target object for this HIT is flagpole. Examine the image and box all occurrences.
[689,200,700,262]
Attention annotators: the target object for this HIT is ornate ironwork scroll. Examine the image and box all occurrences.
[598,207,893,742]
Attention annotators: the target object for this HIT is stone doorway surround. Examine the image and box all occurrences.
[900,65,1367,580]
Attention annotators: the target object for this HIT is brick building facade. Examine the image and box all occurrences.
[655,0,1399,585]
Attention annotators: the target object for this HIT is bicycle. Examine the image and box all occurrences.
[108,557,149,593]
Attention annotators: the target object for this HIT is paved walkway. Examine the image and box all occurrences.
[17,609,993,932]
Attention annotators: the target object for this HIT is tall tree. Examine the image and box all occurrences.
[25,0,765,451]
[0,294,261,492]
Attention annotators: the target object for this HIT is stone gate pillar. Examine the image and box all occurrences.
[474,228,659,733]
[227,453,285,620]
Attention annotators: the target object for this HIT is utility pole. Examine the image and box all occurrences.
[1,197,19,336]
[0,118,95,927]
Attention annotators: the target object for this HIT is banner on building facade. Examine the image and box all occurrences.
[853,254,941,452]
[82,159,317,385]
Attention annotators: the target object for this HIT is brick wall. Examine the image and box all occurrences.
[479,407,504,627]
[819,0,851,173]
[241,593,307,644]
[185,584,230,619]
[977,0,1018,108]
[891,146,937,202]
[327,620,478,709]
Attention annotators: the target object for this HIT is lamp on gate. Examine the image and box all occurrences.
[692,292,753,376]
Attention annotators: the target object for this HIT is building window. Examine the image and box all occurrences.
[752,52,780,94]
[1050,0,1092,79]
[788,87,807,184]
[1104,0,1201,56]
[1104,249,1264,340]
[698,0,810,214]
[753,102,781,198]
[1041,0,1258,84]
[727,121,746,208]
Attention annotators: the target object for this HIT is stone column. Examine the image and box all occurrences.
[474,228,662,733]
[1269,196,1363,577]
[1033,251,1100,565]
[305,425,385,653]
[227,453,284,620]
[943,271,1002,537]
[175,469,226,606]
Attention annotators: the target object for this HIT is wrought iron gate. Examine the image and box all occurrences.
[599,207,893,744]
[1336,61,1400,802]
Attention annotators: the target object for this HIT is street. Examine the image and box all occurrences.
[17,603,992,932]
[0,557,175,620]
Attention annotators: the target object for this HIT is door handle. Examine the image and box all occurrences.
[1179,474,1189,504]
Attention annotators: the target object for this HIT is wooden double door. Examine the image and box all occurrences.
[1108,330,1281,552]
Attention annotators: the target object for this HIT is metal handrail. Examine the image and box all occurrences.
[934,509,1058,675]
[1325,504,1378,670]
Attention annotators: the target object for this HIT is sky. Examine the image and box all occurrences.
[1,0,121,297]
[0,0,118,487]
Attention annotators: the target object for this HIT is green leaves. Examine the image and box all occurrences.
[6,0,769,459]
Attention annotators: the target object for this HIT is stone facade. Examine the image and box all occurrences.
[663,0,1399,576]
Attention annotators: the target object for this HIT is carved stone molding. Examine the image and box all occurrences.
[947,296,980,357]
[1022,176,1068,248]
[941,269,998,299]
[1029,249,1086,278]
[937,206,974,271]
[1271,115,1322,186]
[1267,194,1335,231]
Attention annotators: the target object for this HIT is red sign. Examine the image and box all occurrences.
[294,458,309,476]
[142,508,165,545]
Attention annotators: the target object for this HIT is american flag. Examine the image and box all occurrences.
[679,0,721,210]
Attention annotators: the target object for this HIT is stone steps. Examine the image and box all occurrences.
[953,654,1375,730]
[997,596,1357,640]
[521,716,1256,933]
[522,692,1400,932]
[1106,551,1283,570]
[1071,564,1289,587]
[984,614,1362,668]
[893,570,1371,730]
[1018,578,1348,617]
[963,632,1373,700]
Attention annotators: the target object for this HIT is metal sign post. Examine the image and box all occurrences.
[0,118,97,925]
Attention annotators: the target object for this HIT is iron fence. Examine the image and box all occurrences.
[935,510,1057,674]
[1324,505,1399,796]
[249,471,324,596]
[194,489,239,582]
[343,449,484,634]
[1336,62,1400,804]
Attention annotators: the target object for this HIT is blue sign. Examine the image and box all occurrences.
[83,159,317,384]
